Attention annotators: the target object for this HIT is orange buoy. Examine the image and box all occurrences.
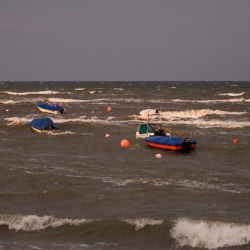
[233,138,238,143]
[107,107,112,112]
[120,139,130,148]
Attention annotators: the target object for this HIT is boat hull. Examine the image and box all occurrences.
[37,106,61,115]
[30,126,48,133]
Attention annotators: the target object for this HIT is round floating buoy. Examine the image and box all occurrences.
[121,139,130,148]
[107,107,112,112]
[155,153,162,158]
[105,134,111,138]
[91,110,95,114]
[6,109,9,112]
[233,138,238,143]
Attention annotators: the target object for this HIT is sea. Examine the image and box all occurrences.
[0,81,250,250]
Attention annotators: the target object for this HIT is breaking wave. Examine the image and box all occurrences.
[0,214,91,231]
[1,213,250,249]
[219,92,245,96]
[172,98,249,103]
[171,218,250,249]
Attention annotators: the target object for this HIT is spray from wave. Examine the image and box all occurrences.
[170,218,250,249]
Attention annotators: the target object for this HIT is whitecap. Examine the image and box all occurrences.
[170,218,250,249]
[124,218,164,230]
[0,214,91,231]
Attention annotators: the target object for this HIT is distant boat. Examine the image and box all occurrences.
[136,123,170,139]
[29,118,60,133]
[36,102,64,114]
[144,136,197,151]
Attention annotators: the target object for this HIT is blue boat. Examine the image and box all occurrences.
[29,118,60,133]
[36,102,64,114]
[144,136,197,151]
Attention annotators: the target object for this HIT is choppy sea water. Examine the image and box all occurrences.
[0,81,250,250]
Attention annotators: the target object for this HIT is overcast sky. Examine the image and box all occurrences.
[1,0,250,81]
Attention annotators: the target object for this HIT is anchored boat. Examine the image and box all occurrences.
[36,102,64,114]
[144,136,197,151]
[29,117,60,133]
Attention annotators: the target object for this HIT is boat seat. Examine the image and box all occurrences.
[139,124,148,134]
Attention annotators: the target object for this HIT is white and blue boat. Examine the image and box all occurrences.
[29,117,60,133]
[36,102,64,114]
[136,123,170,139]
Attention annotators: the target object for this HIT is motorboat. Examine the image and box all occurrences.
[144,136,197,151]
[29,117,60,133]
[136,123,170,139]
[36,102,64,114]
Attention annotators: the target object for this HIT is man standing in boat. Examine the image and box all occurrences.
[154,125,166,136]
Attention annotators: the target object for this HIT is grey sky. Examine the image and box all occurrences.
[1,0,250,81]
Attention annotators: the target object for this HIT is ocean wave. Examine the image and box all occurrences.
[5,114,250,129]
[2,213,250,249]
[137,108,249,128]
[172,98,248,103]
[0,97,111,105]
[170,218,250,249]
[0,214,91,231]
[3,91,62,95]
[91,176,249,194]
[219,92,245,96]
[75,88,85,90]
[47,131,76,135]
[139,108,246,119]
[5,112,250,130]
[0,213,164,232]
[160,109,245,119]
[124,218,164,230]
[162,118,250,129]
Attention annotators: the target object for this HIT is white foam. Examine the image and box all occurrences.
[0,99,24,104]
[172,98,248,103]
[165,119,250,129]
[5,117,31,125]
[160,109,246,119]
[4,91,61,95]
[0,214,91,231]
[137,108,249,128]
[219,92,245,97]
[171,218,250,249]
[124,218,164,230]
[47,131,76,135]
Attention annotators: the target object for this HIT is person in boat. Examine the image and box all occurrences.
[48,123,52,130]
[154,125,166,136]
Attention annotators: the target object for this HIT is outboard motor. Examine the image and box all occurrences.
[182,138,191,150]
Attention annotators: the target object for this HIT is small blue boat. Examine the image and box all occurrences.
[36,102,64,114]
[29,118,59,133]
[144,136,197,151]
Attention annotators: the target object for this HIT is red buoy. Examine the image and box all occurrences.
[107,107,112,112]
[120,139,130,148]
[233,138,238,143]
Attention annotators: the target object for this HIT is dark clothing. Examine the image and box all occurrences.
[154,129,166,136]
